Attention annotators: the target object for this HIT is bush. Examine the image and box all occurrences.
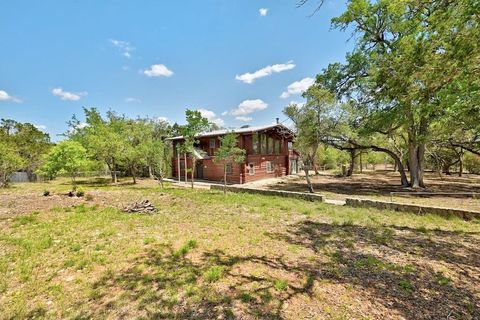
[43,190,50,197]
[76,188,85,197]
[85,193,94,201]
[464,153,480,174]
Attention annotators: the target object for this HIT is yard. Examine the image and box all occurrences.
[265,171,480,212]
[1,178,479,319]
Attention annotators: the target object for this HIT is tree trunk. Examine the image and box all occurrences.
[359,153,363,173]
[459,149,464,177]
[347,150,356,177]
[148,166,154,179]
[131,166,137,184]
[184,153,188,183]
[112,159,117,183]
[177,156,181,182]
[223,164,227,195]
[191,157,195,189]
[303,162,314,193]
[408,141,425,188]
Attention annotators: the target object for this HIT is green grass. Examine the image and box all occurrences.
[0,178,479,319]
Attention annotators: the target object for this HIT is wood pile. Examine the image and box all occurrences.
[123,200,157,214]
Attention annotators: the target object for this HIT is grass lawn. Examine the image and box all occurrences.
[1,178,479,319]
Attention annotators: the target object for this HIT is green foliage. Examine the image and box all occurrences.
[273,279,288,291]
[0,119,51,180]
[464,153,480,174]
[0,140,24,187]
[37,140,90,184]
[215,132,246,191]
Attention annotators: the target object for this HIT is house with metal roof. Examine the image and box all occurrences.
[168,123,299,184]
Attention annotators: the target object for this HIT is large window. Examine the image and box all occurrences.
[267,137,274,154]
[252,133,259,154]
[274,140,281,154]
[260,134,267,154]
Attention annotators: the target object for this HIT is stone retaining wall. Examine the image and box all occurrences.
[210,185,324,202]
[345,198,480,220]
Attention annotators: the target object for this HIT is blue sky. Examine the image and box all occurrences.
[0,0,352,140]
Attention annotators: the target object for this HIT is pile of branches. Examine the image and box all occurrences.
[123,200,157,214]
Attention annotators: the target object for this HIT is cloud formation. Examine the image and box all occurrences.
[235,116,253,122]
[34,124,47,130]
[280,77,315,98]
[0,90,22,103]
[231,99,268,116]
[259,8,269,16]
[198,108,224,126]
[236,62,295,84]
[125,97,141,103]
[51,88,87,101]
[110,39,135,58]
[144,64,174,77]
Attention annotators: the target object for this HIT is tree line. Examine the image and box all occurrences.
[286,0,479,189]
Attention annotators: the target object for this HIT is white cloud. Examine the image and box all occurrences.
[198,108,224,126]
[157,116,169,123]
[236,116,253,122]
[0,90,22,103]
[280,77,315,98]
[34,124,47,130]
[78,122,88,129]
[236,62,295,84]
[143,64,174,77]
[51,88,87,101]
[110,39,135,59]
[259,8,269,16]
[231,99,268,116]
[221,111,228,116]
[125,97,141,103]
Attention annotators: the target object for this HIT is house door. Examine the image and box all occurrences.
[196,161,204,179]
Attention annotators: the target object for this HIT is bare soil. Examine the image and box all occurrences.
[266,171,480,211]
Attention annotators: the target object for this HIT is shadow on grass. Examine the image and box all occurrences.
[79,222,479,319]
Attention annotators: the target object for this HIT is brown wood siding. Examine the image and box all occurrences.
[171,127,295,184]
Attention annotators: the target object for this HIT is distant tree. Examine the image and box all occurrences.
[0,119,51,181]
[182,110,209,188]
[0,141,24,187]
[38,140,89,185]
[69,108,124,183]
[215,133,246,194]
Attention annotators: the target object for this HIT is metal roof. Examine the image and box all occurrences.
[166,123,294,141]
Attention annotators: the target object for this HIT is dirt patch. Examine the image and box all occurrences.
[266,171,480,211]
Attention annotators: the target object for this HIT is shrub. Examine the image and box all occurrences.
[43,190,50,197]
[464,153,480,174]
[76,188,85,197]
[85,193,94,201]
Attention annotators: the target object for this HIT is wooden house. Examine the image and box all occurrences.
[168,123,299,184]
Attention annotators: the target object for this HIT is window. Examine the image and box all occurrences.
[267,137,274,154]
[226,163,233,175]
[252,133,259,154]
[248,163,255,176]
[266,161,274,173]
[260,134,267,154]
[288,141,293,150]
[274,140,281,154]
[209,138,216,148]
